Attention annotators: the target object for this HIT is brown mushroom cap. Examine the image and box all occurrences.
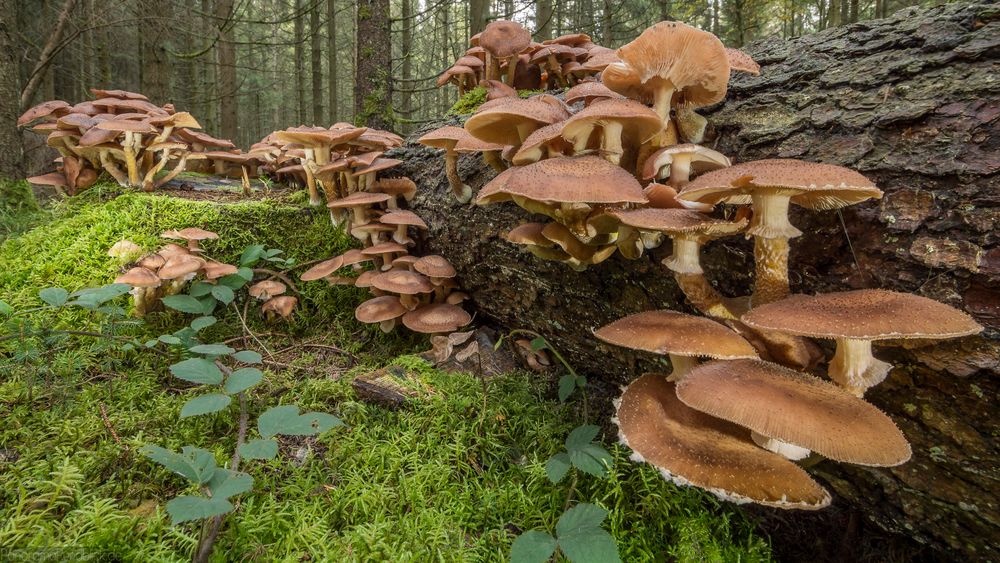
[563,81,623,106]
[372,177,418,201]
[489,155,647,205]
[511,122,570,166]
[600,62,653,105]
[361,242,408,257]
[401,303,472,334]
[96,119,158,134]
[616,374,831,509]
[157,255,205,280]
[249,280,287,300]
[355,295,407,323]
[418,126,469,149]
[676,359,912,466]
[641,144,731,181]
[202,261,239,280]
[262,295,297,318]
[740,290,984,341]
[479,20,532,58]
[464,97,569,146]
[326,191,392,209]
[595,310,758,359]
[371,269,434,294]
[413,255,456,279]
[726,48,761,76]
[611,208,747,237]
[301,256,346,281]
[560,98,663,147]
[18,100,72,127]
[115,267,161,287]
[379,210,428,229]
[161,227,220,242]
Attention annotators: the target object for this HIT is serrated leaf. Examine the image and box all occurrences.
[566,425,600,450]
[238,439,278,460]
[207,469,253,499]
[556,504,608,539]
[569,447,610,478]
[224,368,263,394]
[169,358,223,385]
[162,295,207,314]
[198,296,217,315]
[510,530,557,563]
[219,273,248,289]
[188,282,214,297]
[39,288,69,306]
[180,393,231,418]
[188,343,235,356]
[211,285,234,305]
[139,445,217,484]
[545,452,571,484]
[165,496,233,525]
[235,267,254,281]
[257,405,343,439]
[557,528,620,563]
[240,245,265,266]
[530,337,548,352]
[558,374,577,403]
[231,350,262,364]
[70,284,130,305]
[191,316,217,331]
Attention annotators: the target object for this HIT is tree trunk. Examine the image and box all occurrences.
[139,0,171,103]
[469,0,489,36]
[310,2,323,125]
[399,0,412,135]
[0,0,22,178]
[536,0,554,40]
[19,0,77,109]
[216,0,237,141]
[396,3,1000,559]
[327,0,338,123]
[353,0,392,130]
[294,0,306,124]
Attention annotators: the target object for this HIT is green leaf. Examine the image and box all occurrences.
[219,273,248,289]
[545,452,571,484]
[569,444,611,478]
[169,358,223,385]
[224,368,263,394]
[556,503,609,540]
[211,285,234,305]
[198,296,217,315]
[188,282,214,297]
[566,425,600,450]
[180,393,231,418]
[231,350,262,364]
[191,316,217,332]
[240,245,265,266]
[158,335,182,345]
[557,529,620,563]
[510,530,557,563]
[258,405,343,439]
[165,496,233,525]
[530,337,548,352]
[69,284,130,308]
[139,445,217,484]
[0,300,13,316]
[238,439,278,460]
[39,288,69,306]
[189,343,236,356]
[235,267,254,281]
[558,374,577,403]
[207,469,253,499]
[162,295,207,314]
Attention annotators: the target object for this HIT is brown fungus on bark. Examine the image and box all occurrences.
[418,126,475,203]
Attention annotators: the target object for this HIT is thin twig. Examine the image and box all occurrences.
[233,301,272,358]
[98,403,122,446]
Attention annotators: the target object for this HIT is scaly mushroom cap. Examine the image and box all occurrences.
[615,21,730,108]
[676,359,912,466]
[479,20,532,58]
[262,295,297,318]
[726,48,761,76]
[379,210,428,229]
[414,255,456,279]
[371,269,434,294]
[402,303,472,334]
[455,134,506,154]
[741,290,983,341]
[595,310,758,359]
[615,374,831,509]
[355,295,407,323]
[512,122,570,165]
[326,191,391,208]
[563,81,623,106]
[641,144,731,181]
[96,119,157,134]
[600,62,653,105]
[17,100,71,127]
[418,126,468,150]
[678,159,882,210]
[115,267,161,287]
[486,155,648,205]
[611,208,747,237]
[464,96,569,146]
[560,98,663,146]
[249,280,287,300]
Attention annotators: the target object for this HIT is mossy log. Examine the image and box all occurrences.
[391,3,999,559]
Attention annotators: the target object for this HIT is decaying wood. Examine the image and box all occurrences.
[392,3,1000,558]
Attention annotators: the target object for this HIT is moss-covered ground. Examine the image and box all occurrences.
[0,181,772,562]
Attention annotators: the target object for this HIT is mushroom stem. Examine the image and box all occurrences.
[100,151,130,186]
[652,83,676,124]
[303,164,321,206]
[445,149,473,203]
[752,236,791,307]
[154,153,190,189]
[515,122,535,144]
[829,338,892,397]
[482,150,507,173]
[504,56,517,85]
[665,354,699,381]
[668,154,693,187]
[616,225,643,260]
[142,149,171,192]
[664,236,703,274]
[546,54,567,87]
[123,132,140,186]
[600,120,625,166]
[751,431,812,461]
[674,272,737,320]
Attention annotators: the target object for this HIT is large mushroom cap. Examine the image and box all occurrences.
[418,126,469,150]
[115,267,161,287]
[355,295,407,323]
[300,256,346,281]
[595,310,758,359]
[678,159,882,210]
[560,98,663,146]
[464,97,569,146]
[498,155,648,205]
[677,359,912,466]
[157,254,205,280]
[741,290,983,341]
[616,374,831,509]
[326,191,392,208]
[249,280,287,300]
[479,20,532,58]
[402,303,472,334]
[414,255,456,279]
[371,269,434,295]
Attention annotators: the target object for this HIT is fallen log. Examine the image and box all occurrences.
[392,2,999,558]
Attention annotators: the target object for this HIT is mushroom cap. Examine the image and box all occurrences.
[741,290,984,341]
[351,157,402,177]
[642,183,710,212]
[362,242,408,256]
[563,81,623,106]
[418,126,468,150]
[414,255,456,279]
[641,144,732,180]
[249,279,287,299]
[262,295,297,318]
[454,135,506,153]
[371,269,434,294]
[479,20,532,58]
[108,239,143,259]
[511,122,569,166]
[90,88,149,101]
[464,97,569,146]
[372,177,417,200]
[495,155,648,205]
[561,98,664,148]
[201,261,239,280]
[726,48,761,75]
[354,269,377,288]
[391,255,420,269]
[157,254,205,280]
[474,167,516,204]
[595,310,758,360]
[340,248,374,267]
[600,62,652,105]
[678,159,882,210]
[95,119,157,134]
[402,303,472,334]
[137,253,166,270]
[326,191,391,208]
[18,100,71,127]
[615,21,729,108]
[301,256,346,282]
[115,266,161,287]
[615,374,831,510]
[355,295,407,323]
[176,128,236,149]
[611,208,747,237]
[161,227,219,242]
[379,210,428,229]
[505,222,553,246]
[27,172,68,187]
[676,359,912,466]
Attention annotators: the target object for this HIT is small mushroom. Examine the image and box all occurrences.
[355,295,407,333]
[418,126,474,203]
[262,295,298,320]
[401,303,472,334]
[249,280,288,301]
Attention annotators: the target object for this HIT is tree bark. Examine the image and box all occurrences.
[310,2,323,125]
[0,0,22,178]
[353,0,392,130]
[536,0,554,40]
[294,0,306,124]
[469,0,489,36]
[216,0,237,141]
[398,0,413,135]
[19,0,77,109]
[327,0,338,123]
[397,3,1000,559]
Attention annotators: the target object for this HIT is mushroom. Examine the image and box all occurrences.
[326,191,391,232]
[300,255,346,282]
[379,210,428,246]
[454,135,508,173]
[726,48,761,76]
[641,144,731,188]
[615,373,831,510]
[678,160,882,306]
[511,123,571,166]
[418,126,474,203]
[201,261,238,281]
[414,255,457,301]
[114,266,162,317]
[371,269,434,310]
[362,242,409,270]
[108,240,143,262]
[676,358,912,464]
[95,119,158,186]
[563,81,623,107]
[504,222,573,263]
[401,303,472,334]
[741,290,983,396]
[249,280,287,301]
[355,295,407,333]
[560,98,662,166]
[594,310,758,380]
[262,295,297,320]
[479,20,532,84]
[371,177,417,210]
[161,228,220,252]
[464,96,569,149]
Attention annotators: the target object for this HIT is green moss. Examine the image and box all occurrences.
[447,87,557,116]
[0,179,48,241]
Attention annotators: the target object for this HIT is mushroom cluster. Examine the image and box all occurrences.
[437,21,631,97]
[111,228,297,320]
[17,88,235,193]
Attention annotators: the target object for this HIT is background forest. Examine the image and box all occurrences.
[1,0,949,178]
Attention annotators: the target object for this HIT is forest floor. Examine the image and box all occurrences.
[0,179,773,562]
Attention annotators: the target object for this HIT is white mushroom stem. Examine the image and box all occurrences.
[663,235,738,320]
[154,153,191,189]
[504,56,517,85]
[142,149,172,192]
[482,151,507,172]
[616,226,643,260]
[748,191,802,307]
[100,151,129,186]
[668,154,693,187]
[303,148,321,206]
[379,319,397,333]
[829,338,893,397]
[600,121,625,166]
[652,83,676,123]
[751,431,811,461]
[392,226,413,246]
[665,354,699,381]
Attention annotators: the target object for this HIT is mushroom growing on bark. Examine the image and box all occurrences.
[418,126,474,203]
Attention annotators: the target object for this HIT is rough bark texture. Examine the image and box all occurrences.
[392,3,1000,559]
[353,0,392,130]
[0,0,23,178]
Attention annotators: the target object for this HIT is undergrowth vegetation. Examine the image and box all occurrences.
[0,185,773,562]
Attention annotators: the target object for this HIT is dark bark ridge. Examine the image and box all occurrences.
[391,3,999,559]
